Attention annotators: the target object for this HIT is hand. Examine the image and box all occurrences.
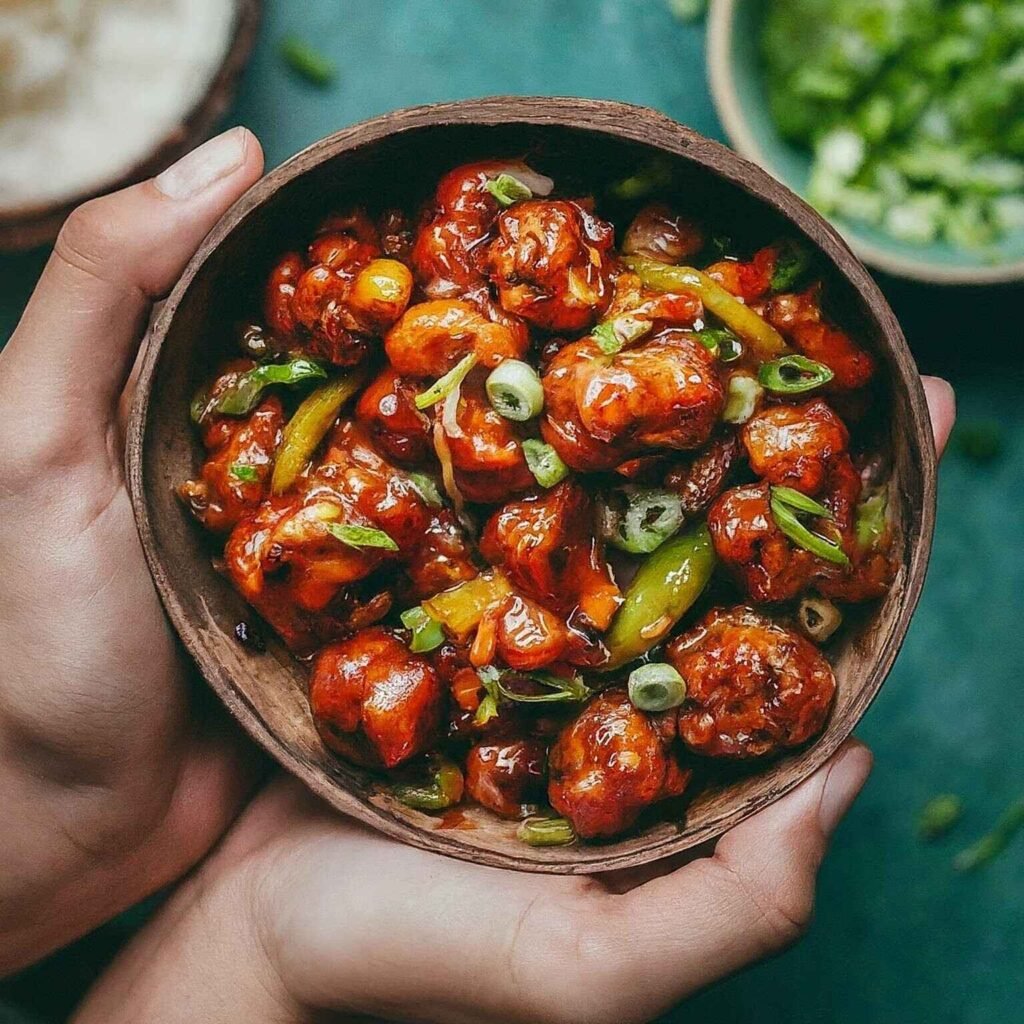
[0,128,266,973]
[73,376,955,1024]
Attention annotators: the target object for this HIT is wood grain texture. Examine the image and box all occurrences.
[126,97,937,873]
[0,0,261,253]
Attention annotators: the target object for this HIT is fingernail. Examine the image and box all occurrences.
[818,742,873,834]
[154,127,249,200]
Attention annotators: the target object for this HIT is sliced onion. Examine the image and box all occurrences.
[500,162,554,197]
[433,419,465,518]
[442,382,464,438]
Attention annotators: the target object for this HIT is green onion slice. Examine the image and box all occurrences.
[592,315,652,355]
[400,606,446,653]
[522,440,569,489]
[209,358,327,418]
[628,662,687,712]
[695,328,742,363]
[485,360,544,421]
[392,757,464,811]
[325,523,400,552]
[769,486,850,566]
[485,173,533,207]
[478,665,591,707]
[770,242,812,292]
[229,463,260,483]
[722,374,763,424]
[953,799,1024,872]
[918,794,964,842]
[517,816,577,847]
[279,36,336,87]
[406,471,444,508]
[415,353,478,410]
[758,355,834,394]
[855,491,888,551]
[602,489,684,555]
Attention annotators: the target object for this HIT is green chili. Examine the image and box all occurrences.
[769,486,851,566]
[400,606,445,654]
[602,522,717,670]
[758,355,834,394]
[628,663,687,712]
[602,489,684,555]
[917,794,964,842]
[517,816,577,847]
[392,757,464,812]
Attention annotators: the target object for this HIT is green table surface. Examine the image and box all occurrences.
[2,3,1022,1022]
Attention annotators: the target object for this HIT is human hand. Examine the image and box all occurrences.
[73,380,955,1024]
[0,128,266,973]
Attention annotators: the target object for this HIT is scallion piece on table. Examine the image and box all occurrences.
[325,523,399,552]
[917,794,964,842]
[280,36,336,87]
[517,816,577,847]
[400,606,446,654]
[770,486,850,566]
[953,798,1024,871]
[522,440,569,489]
[485,360,544,421]
[485,173,533,207]
[415,353,478,410]
[759,355,834,395]
[628,663,687,712]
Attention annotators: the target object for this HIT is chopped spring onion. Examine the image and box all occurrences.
[918,794,964,842]
[608,157,674,201]
[953,798,1024,872]
[325,523,399,552]
[770,242,812,292]
[522,440,569,489]
[229,463,260,483]
[601,488,684,555]
[956,420,1003,463]
[474,692,500,726]
[272,369,368,495]
[627,662,687,712]
[478,665,591,707]
[279,37,336,87]
[855,491,888,551]
[209,357,327,418]
[485,360,544,421]
[400,606,446,653]
[722,374,763,424]
[517,816,577,847]
[770,486,851,566]
[415,353,478,410]
[485,173,533,207]
[592,315,652,355]
[392,757,464,811]
[695,328,743,363]
[759,355,834,394]
[624,256,789,361]
[406,471,444,508]
[797,594,843,643]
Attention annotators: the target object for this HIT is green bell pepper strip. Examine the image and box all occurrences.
[271,368,368,495]
[602,522,717,670]
[622,256,790,362]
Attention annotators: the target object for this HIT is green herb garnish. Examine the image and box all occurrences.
[325,523,399,551]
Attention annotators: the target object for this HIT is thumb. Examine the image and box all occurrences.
[609,740,873,1012]
[0,127,263,461]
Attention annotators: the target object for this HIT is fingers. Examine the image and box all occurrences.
[0,128,264,462]
[922,375,956,457]
[597,741,872,1014]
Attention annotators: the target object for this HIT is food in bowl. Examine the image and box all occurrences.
[762,0,1024,252]
[179,158,896,844]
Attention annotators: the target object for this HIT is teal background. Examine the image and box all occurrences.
[1,2,1021,1021]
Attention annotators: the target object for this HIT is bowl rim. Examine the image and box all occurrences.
[128,95,937,873]
[0,0,262,253]
[706,0,1024,286]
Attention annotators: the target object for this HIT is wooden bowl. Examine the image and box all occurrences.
[0,0,261,253]
[128,97,937,874]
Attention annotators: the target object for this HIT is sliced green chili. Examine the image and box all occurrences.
[770,242,813,292]
[759,355,834,394]
[603,489,684,555]
[602,522,717,670]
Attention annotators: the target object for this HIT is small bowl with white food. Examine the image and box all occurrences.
[0,0,261,252]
